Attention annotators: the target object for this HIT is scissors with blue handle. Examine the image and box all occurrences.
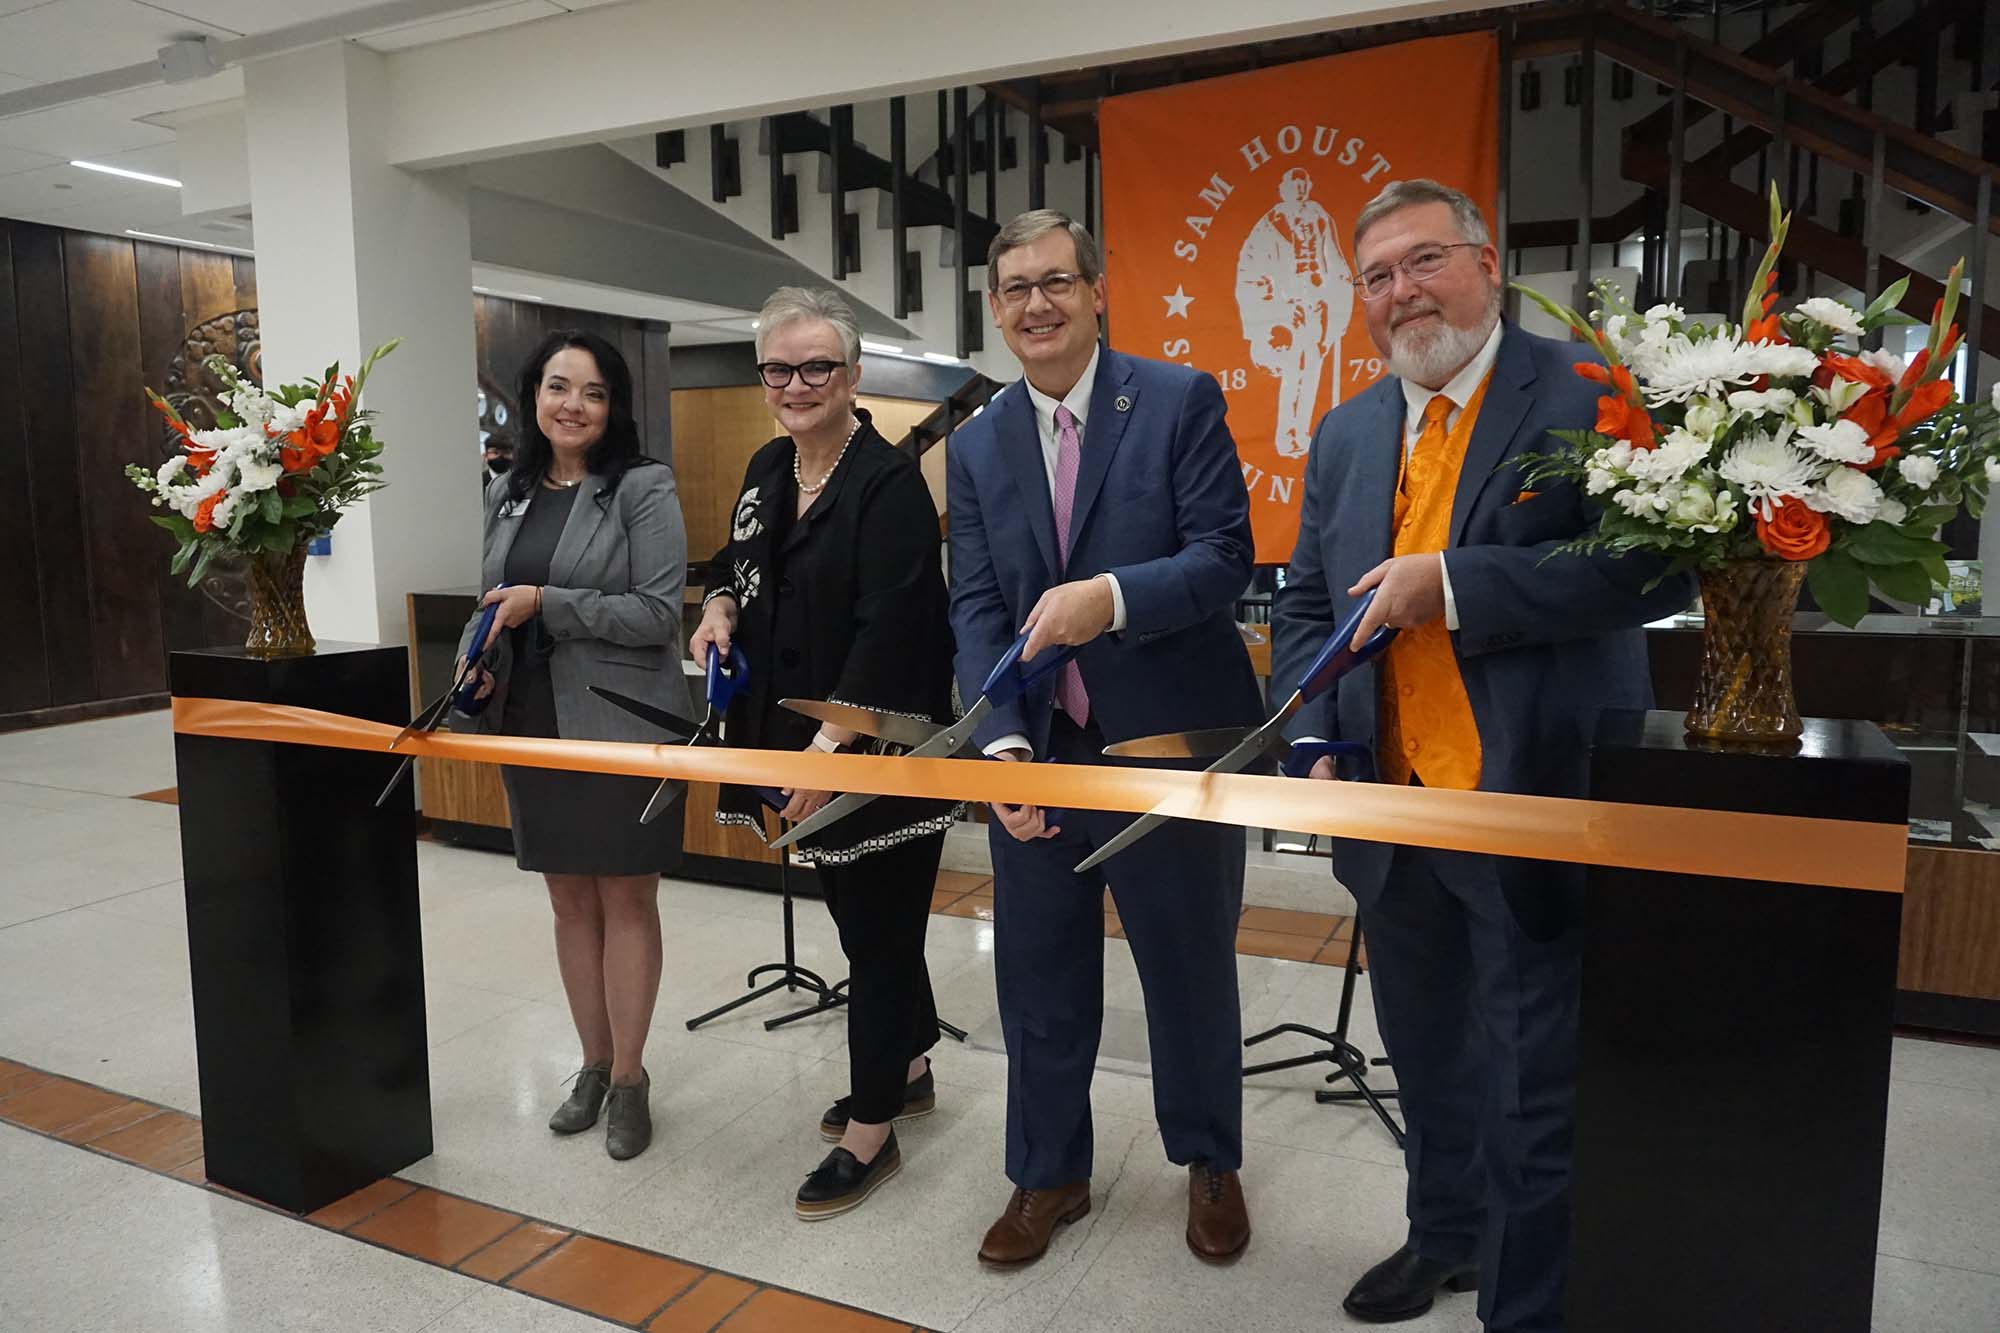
[1074,588,1398,873]
[600,643,789,826]
[768,630,1080,850]
[373,587,507,808]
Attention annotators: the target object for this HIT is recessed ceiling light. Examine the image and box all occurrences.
[72,160,182,188]
[124,229,252,255]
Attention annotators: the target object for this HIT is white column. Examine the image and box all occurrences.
[244,43,480,645]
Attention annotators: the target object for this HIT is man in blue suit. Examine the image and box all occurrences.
[1271,180,1691,1331]
[947,210,1264,1268]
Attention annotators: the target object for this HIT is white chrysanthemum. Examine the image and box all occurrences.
[1796,419,1875,465]
[1795,297,1863,337]
[1626,428,1710,484]
[1862,347,1907,382]
[1897,455,1940,491]
[1638,332,1818,405]
[1807,466,1884,524]
[1726,387,1797,417]
[236,454,283,493]
[155,456,188,488]
[1718,429,1825,515]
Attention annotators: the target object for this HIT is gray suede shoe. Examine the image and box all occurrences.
[548,1065,611,1135]
[604,1072,652,1161]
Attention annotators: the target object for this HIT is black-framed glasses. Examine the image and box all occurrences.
[1354,243,1479,301]
[994,271,1086,307]
[756,359,848,389]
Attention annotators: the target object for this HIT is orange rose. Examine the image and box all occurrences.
[1754,497,1830,562]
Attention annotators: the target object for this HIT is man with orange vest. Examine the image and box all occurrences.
[1271,179,1691,1332]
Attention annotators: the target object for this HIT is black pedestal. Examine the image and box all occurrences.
[1569,711,1907,1333]
[171,643,431,1213]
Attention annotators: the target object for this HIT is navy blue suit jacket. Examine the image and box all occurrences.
[947,348,1263,755]
[1271,321,1694,931]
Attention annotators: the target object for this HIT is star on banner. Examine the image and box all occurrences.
[1163,285,1194,318]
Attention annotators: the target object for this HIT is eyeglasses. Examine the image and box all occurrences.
[756,359,848,389]
[994,272,1086,307]
[1354,244,1479,302]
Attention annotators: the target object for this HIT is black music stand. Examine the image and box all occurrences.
[685,823,965,1041]
[1242,896,1403,1146]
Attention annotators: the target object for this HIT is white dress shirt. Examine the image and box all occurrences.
[987,345,1127,758]
[1398,318,1502,633]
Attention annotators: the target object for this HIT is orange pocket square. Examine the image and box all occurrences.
[1513,489,1540,504]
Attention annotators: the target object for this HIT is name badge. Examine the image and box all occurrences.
[498,498,530,520]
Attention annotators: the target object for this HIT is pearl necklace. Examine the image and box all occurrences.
[794,417,861,494]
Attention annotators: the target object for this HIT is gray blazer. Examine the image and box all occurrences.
[455,464,695,744]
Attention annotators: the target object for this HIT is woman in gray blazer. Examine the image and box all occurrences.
[457,330,689,1161]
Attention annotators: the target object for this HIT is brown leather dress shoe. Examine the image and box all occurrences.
[1185,1163,1251,1261]
[977,1181,1092,1267]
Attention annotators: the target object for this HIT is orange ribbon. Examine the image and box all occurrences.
[170,698,1907,894]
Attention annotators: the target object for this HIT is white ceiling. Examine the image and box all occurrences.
[0,0,760,339]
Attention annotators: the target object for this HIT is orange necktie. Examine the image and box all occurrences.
[1378,385,1487,790]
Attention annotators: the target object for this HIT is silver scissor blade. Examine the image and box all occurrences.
[1075,704,1298,873]
[769,698,990,849]
[779,699,945,749]
[640,777,679,825]
[1101,726,1257,760]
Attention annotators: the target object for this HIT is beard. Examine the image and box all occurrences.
[1385,297,1499,387]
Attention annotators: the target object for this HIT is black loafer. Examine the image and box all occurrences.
[548,1065,610,1135]
[819,1060,936,1141]
[795,1130,902,1220]
[1342,1245,1478,1322]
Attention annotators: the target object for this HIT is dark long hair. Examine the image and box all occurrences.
[503,329,653,507]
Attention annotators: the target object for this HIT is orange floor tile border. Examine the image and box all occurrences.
[0,1056,924,1331]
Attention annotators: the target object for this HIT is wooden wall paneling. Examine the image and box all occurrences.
[682,782,780,863]
[66,233,167,697]
[177,249,239,329]
[133,239,208,654]
[670,385,778,569]
[0,224,53,710]
[230,253,257,308]
[1899,846,2000,1001]
[641,324,672,464]
[13,224,96,706]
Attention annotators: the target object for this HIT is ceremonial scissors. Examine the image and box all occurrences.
[373,588,507,808]
[592,643,788,825]
[1074,588,1398,873]
[768,631,1080,850]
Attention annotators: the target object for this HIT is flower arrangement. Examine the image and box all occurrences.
[127,340,399,657]
[1515,188,1999,740]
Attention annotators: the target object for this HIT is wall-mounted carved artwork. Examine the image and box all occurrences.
[157,309,262,623]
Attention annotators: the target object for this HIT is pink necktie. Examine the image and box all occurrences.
[1052,405,1090,725]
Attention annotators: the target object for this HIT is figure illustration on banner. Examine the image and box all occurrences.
[1235,167,1354,458]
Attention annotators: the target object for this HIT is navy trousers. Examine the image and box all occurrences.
[1360,843,1581,1333]
[989,712,1246,1189]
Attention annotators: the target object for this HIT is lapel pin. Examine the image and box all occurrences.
[1115,394,1132,413]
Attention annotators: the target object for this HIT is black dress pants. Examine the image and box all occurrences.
[816,831,946,1123]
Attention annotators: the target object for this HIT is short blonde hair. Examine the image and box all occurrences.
[755,286,861,364]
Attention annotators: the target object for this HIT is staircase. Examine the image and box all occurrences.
[614,91,1098,387]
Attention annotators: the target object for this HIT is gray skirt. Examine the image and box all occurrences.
[498,657,682,877]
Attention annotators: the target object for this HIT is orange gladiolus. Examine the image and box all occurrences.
[1824,353,1892,392]
[1754,497,1830,561]
[193,490,226,534]
[1574,362,1612,386]
[1595,395,1658,450]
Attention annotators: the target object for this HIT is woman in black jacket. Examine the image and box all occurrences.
[690,287,958,1220]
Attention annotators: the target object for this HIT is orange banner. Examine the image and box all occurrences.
[171,698,1906,895]
[1101,32,1500,563]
